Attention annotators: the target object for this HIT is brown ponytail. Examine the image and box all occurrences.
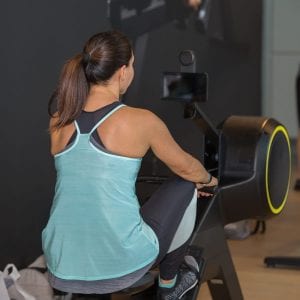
[48,54,89,130]
[48,30,132,131]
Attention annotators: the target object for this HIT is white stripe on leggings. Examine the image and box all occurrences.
[167,188,197,253]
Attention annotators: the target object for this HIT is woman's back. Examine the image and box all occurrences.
[43,102,160,280]
[50,103,152,159]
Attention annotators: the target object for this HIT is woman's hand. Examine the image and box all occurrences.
[196,176,218,197]
[185,0,202,10]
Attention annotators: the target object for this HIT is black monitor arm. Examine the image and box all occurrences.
[184,101,219,146]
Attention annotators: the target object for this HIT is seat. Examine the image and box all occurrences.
[115,271,156,296]
[60,271,157,300]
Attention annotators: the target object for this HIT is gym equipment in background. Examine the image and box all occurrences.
[264,63,300,270]
[175,104,290,300]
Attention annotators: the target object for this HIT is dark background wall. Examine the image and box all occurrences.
[0,0,262,269]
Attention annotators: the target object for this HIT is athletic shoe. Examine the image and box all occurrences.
[157,269,198,300]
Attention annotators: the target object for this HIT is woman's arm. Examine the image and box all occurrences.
[144,110,217,185]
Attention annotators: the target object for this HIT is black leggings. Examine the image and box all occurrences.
[140,176,196,280]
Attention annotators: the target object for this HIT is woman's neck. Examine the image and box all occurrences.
[84,84,120,111]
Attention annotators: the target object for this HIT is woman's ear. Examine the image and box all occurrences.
[120,65,127,81]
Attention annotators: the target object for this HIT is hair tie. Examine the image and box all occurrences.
[82,52,91,64]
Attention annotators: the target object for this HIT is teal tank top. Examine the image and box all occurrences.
[42,104,159,280]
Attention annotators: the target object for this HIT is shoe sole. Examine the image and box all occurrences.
[178,279,198,299]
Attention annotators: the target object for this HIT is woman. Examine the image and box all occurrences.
[42,30,217,300]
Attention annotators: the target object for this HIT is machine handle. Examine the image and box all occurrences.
[198,185,218,195]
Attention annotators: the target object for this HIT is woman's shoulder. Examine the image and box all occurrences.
[122,105,161,124]
[119,106,168,139]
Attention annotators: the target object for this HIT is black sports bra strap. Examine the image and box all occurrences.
[67,101,122,146]
[88,104,125,135]
[77,101,122,134]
